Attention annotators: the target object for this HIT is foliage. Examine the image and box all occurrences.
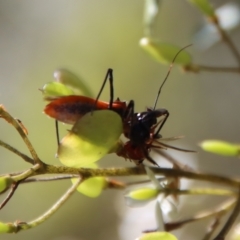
[0,1,240,240]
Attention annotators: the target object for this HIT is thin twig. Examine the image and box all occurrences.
[22,175,78,183]
[106,179,126,189]
[0,181,20,210]
[15,176,82,232]
[214,23,240,66]
[202,216,221,240]
[159,188,235,197]
[0,139,34,164]
[11,164,41,182]
[214,186,240,240]
[0,105,41,165]
[165,198,235,232]
[183,64,240,74]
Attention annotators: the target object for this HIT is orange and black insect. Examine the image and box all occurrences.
[44,46,193,166]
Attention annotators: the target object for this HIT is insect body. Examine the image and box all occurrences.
[43,46,192,166]
[118,108,169,165]
[116,45,194,165]
[44,94,169,166]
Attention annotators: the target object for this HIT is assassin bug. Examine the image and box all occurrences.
[116,46,194,166]
[44,45,193,166]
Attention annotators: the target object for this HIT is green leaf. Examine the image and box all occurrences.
[41,82,75,98]
[140,38,192,65]
[200,140,240,157]
[187,0,215,17]
[128,188,159,201]
[138,232,178,240]
[72,177,107,198]
[58,110,123,167]
[54,69,93,97]
[0,176,13,193]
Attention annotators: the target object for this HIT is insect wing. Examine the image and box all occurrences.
[44,95,109,124]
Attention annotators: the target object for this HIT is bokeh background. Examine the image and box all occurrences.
[0,1,240,239]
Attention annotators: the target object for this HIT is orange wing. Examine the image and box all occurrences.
[44,95,109,124]
[44,95,127,124]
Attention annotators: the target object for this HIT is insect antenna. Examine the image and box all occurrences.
[152,140,196,152]
[152,44,192,110]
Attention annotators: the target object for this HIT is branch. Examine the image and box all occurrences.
[11,164,41,182]
[0,105,42,165]
[202,217,221,240]
[43,165,240,188]
[14,176,82,232]
[214,187,240,240]
[183,64,240,74]
[165,198,235,232]
[214,23,240,66]
[0,139,34,164]
[22,175,78,183]
[0,181,20,210]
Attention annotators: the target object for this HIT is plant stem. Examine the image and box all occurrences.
[0,106,42,165]
[12,164,41,182]
[183,64,240,73]
[214,187,240,239]
[202,217,221,240]
[215,24,240,66]
[0,139,34,164]
[166,198,235,231]
[161,188,236,197]
[44,165,240,188]
[16,176,82,232]
[22,175,78,183]
[0,181,20,209]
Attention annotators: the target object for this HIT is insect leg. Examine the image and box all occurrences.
[123,100,134,119]
[143,148,159,166]
[94,68,114,109]
[154,109,169,138]
[55,120,60,146]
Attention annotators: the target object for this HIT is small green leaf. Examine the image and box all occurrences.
[137,232,178,240]
[0,176,13,193]
[72,177,107,198]
[200,140,240,157]
[58,110,123,167]
[128,188,159,201]
[140,38,192,65]
[188,0,215,17]
[0,222,15,233]
[54,69,93,97]
[41,82,75,98]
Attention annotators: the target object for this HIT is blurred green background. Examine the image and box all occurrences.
[0,1,240,239]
